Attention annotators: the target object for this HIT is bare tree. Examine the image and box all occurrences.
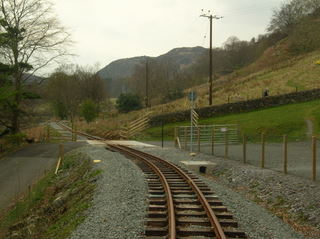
[46,64,108,121]
[0,0,72,133]
[268,0,320,34]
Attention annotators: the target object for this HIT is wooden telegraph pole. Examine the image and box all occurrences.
[200,10,223,106]
[145,57,149,108]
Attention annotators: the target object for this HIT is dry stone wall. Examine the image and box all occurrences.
[150,89,320,126]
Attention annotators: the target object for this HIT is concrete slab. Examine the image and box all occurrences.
[106,140,155,147]
[87,140,106,146]
[180,161,216,174]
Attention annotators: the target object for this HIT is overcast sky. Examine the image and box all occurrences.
[54,0,283,69]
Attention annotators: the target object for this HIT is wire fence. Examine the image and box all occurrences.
[175,126,319,181]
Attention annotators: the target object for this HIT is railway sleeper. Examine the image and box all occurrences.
[149,200,166,206]
[174,198,224,206]
[177,217,238,227]
[176,205,228,212]
[173,190,213,195]
[146,218,168,227]
[177,211,234,220]
[145,226,168,237]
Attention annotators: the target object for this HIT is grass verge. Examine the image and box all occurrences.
[0,151,100,239]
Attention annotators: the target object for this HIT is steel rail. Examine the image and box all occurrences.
[56,122,103,140]
[109,144,176,239]
[118,145,227,239]
[56,121,227,238]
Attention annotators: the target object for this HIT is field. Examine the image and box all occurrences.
[138,99,320,141]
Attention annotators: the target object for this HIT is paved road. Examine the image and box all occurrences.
[144,140,319,181]
[0,141,87,213]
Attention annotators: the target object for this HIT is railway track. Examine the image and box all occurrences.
[56,121,247,238]
[109,144,247,239]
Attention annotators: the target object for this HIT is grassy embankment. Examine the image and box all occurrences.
[138,99,320,142]
[0,151,100,239]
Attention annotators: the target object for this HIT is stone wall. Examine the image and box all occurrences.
[150,88,320,126]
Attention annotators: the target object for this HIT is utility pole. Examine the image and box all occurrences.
[200,10,223,106]
[145,57,149,108]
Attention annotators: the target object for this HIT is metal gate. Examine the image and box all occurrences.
[174,124,239,149]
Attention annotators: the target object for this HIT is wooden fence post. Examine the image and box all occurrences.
[283,135,288,174]
[211,128,215,155]
[312,136,317,181]
[243,135,247,164]
[261,133,265,168]
[197,127,200,153]
[55,144,64,175]
[224,130,228,159]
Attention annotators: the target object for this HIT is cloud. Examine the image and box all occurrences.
[52,0,283,71]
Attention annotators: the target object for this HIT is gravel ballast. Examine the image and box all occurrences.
[68,145,147,239]
[133,145,310,239]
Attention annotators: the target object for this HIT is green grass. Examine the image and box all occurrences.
[0,152,98,239]
[140,99,320,141]
[0,172,54,231]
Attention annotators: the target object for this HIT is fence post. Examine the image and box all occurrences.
[211,128,215,155]
[312,136,317,181]
[283,135,288,174]
[224,130,228,159]
[243,135,247,164]
[261,133,265,168]
[184,127,187,150]
[55,144,64,174]
[197,127,200,153]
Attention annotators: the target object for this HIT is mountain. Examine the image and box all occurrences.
[97,46,207,97]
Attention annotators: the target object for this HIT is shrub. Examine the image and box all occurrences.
[5,133,26,146]
[162,88,185,103]
[80,99,98,123]
[116,93,143,113]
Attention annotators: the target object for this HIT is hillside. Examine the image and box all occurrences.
[97,46,206,97]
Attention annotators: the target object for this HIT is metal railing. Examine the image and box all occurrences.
[175,125,239,150]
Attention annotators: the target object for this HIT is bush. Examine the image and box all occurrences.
[5,133,26,146]
[116,93,143,113]
[80,99,98,123]
[52,102,68,119]
[162,88,185,103]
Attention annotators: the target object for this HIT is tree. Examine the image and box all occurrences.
[116,93,142,113]
[80,99,98,123]
[268,0,320,34]
[46,71,81,122]
[46,65,107,120]
[0,0,72,133]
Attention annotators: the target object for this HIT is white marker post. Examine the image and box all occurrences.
[189,91,197,152]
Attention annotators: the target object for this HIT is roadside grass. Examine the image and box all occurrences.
[139,99,320,142]
[0,152,100,239]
